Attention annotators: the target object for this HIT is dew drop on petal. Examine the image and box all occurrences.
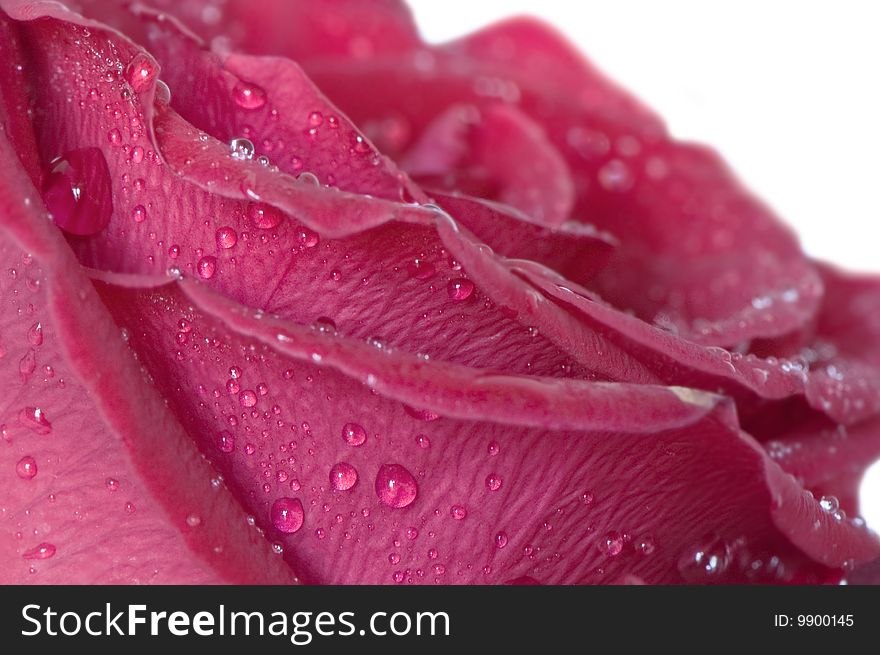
[342,422,366,447]
[487,441,500,457]
[22,543,56,560]
[216,431,235,453]
[375,464,418,509]
[403,406,440,422]
[232,80,267,109]
[42,149,113,236]
[215,226,238,249]
[271,497,304,534]
[416,434,431,449]
[485,473,503,491]
[601,531,625,557]
[124,52,158,93]
[677,535,731,582]
[447,278,475,301]
[247,202,284,229]
[239,389,257,407]
[131,204,147,223]
[27,323,43,346]
[495,531,509,549]
[598,159,634,192]
[229,137,255,160]
[15,456,37,480]
[18,407,52,435]
[197,256,217,279]
[329,462,358,491]
[450,505,467,520]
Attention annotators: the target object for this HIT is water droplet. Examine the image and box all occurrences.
[107,128,122,145]
[636,536,656,556]
[495,531,509,549]
[308,111,324,127]
[601,531,625,557]
[271,497,304,534]
[330,462,358,491]
[677,535,731,582]
[106,478,119,491]
[312,317,337,335]
[342,422,366,447]
[197,255,217,279]
[447,278,474,301]
[27,323,43,346]
[124,501,136,513]
[155,79,171,105]
[487,441,500,456]
[485,473,503,491]
[19,349,35,377]
[819,495,840,513]
[581,491,595,506]
[229,137,255,160]
[15,456,37,480]
[216,431,235,453]
[216,226,238,249]
[271,542,284,555]
[597,159,634,192]
[186,513,202,527]
[18,407,52,435]
[416,434,431,449]
[232,80,267,109]
[42,149,113,236]
[131,204,147,223]
[247,201,284,229]
[406,527,419,540]
[22,543,56,560]
[388,552,401,565]
[403,406,440,422]
[239,389,257,407]
[124,52,157,93]
[375,464,418,508]
[450,505,467,520]
[407,259,436,280]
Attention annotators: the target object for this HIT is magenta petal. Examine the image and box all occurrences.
[402,103,575,226]
[84,273,879,583]
[0,128,295,583]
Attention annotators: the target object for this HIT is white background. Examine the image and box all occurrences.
[408,1,880,530]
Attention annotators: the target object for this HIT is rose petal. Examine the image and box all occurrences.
[0,128,295,583]
[401,103,575,226]
[88,272,879,583]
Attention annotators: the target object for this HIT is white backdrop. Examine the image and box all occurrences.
[407,0,880,531]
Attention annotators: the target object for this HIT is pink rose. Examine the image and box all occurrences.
[1,0,878,584]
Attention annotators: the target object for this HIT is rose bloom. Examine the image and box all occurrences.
[0,0,878,585]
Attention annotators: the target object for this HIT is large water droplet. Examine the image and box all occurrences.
[330,462,358,491]
[42,148,113,236]
[229,137,255,160]
[601,531,625,557]
[342,422,366,447]
[22,542,56,560]
[232,80,267,110]
[447,278,475,301]
[247,202,284,229]
[375,464,418,509]
[18,407,52,435]
[124,52,158,93]
[15,455,37,480]
[677,535,731,582]
[271,497,304,534]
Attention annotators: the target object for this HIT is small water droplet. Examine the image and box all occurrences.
[677,535,731,582]
[216,226,238,249]
[27,323,43,346]
[601,531,625,557]
[447,278,475,301]
[131,204,147,223]
[18,407,52,435]
[229,137,255,160]
[216,431,235,453]
[22,543,56,560]
[487,441,500,456]
[485,473,503,491]
[186,513,202,527]
[819,495,840,513]
[197,255,217,279]
[312,317,337,335]
[106,478,119,491]
[403,406,440,422]
[342,422,366,447]
[42,149,113,236]
[581,491,595,506]
[416,434,431,449]
[15,455,37,480]
[597,159,634,192]
[450,505,467,520]
[330,462,358,491]
[308,111,324,127]
[232,80,267,109]
[239,389,257,407]
[375,464,418,508]
[271,497,304,534]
